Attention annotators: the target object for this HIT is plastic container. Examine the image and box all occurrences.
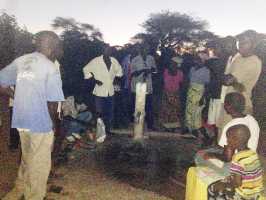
[96,118,106,143]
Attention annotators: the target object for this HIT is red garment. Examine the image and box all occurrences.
[163,69,183,92]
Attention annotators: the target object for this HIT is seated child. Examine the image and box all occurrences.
[208,124,264,200]
[62,96,93,141]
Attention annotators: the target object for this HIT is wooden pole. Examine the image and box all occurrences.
[133,83,147,140]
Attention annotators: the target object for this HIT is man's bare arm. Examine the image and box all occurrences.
[48,102,58,130]
[0,86,14,98]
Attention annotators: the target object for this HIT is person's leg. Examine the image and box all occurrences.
[145,94,154,130]
[116,92,124,127]
[67,120,82,135]
[76,111,93,123]
[74,111,93,133]
[95,96,105,119]
[104,96,114,134]
[62,117,74,137]
[207,180,228,200]
[131,93,136,123]
[121,89,130,126]
[23,131,54,200]
[2,131,26,200]
[113,92,120,128]
[95,96,113,134]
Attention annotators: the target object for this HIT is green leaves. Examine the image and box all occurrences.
[0,13,34,69]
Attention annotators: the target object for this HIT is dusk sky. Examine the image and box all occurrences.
[1,0,265,45]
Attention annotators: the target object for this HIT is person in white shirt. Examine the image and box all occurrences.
[83,46,123,134]
[218,31,262,136]
[0,31,64,200]
[201,92,260,162]
[130,46,157,130]
[218,93,260,152]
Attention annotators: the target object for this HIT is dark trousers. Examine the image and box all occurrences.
[95,96,114,133]
[9,107,20,149]
[113,89,132,128]
[113,91,125,128]
[132,93,153,129]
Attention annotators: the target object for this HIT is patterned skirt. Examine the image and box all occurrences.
[158,90,181,129]
[185,83,205,130]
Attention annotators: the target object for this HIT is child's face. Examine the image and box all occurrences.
[224,100,234,115]
[227,130,238,150]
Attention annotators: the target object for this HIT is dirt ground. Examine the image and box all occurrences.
[0,142,175,200]
[0,124,183,200]
[0,98,264,200]
[0,94,185,200]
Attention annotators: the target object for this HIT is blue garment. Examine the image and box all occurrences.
[0,52,65,133]
[63,111,92,136]
[189,66,210,85]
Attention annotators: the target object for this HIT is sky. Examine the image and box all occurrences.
[0,0,265,45]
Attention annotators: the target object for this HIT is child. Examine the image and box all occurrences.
[62,96,93,141]
[208,124,264,200]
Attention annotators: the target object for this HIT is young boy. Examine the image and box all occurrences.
[208,124,264,200]
[62,96,93,140]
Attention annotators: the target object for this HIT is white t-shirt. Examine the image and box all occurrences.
[218,115,260,151]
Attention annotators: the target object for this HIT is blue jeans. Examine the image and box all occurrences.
[63,111,92,136]
[94,96,114,133]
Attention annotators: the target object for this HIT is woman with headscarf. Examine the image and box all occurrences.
[217,30,262,140]
[185,55,210,133]
[159,57,184,131]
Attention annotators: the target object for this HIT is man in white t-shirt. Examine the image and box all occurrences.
[218,92,260,152]
[0,31,64,200]
[201,92,260,162]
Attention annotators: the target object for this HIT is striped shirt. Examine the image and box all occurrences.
[230,150,264,199]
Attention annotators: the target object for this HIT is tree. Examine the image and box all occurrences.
[52,17,103,41]
[136,11,217,51]
[52,17,105,104]
[0,13,34,69]
[0,13,34,148]
[0,13,17,68]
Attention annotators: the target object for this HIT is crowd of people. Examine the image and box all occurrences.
[0,28,265,200]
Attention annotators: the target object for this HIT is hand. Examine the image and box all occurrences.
[223,74,237,86]
[199,98,204,106]
[213,182,226,193]
[143,71,148,79]
[197,150,211,160]
[233,82,245,93]
[223,145,234,162]
[202,152,216,160]
[197,150,206,157]
[95,80,103,86]
[113,77,120,85]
